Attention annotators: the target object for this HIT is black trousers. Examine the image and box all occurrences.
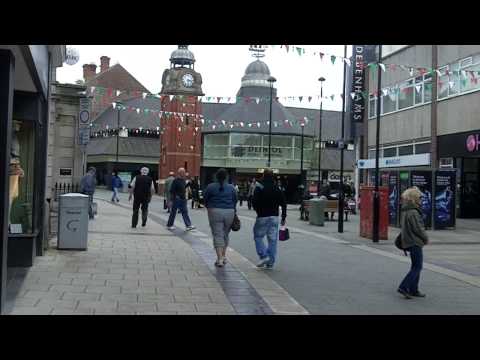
[132,197,149,227]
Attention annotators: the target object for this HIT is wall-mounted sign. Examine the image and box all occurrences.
[466,133,480,153]
[328,171,353,183]
[357,153,431,169]
[232,146,283,158]
[79,98,91,126]
[78,128,90,146]
[59,168,72,176]
[65,47,80,65]
[438,130,480,157]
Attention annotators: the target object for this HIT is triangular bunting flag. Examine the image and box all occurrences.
[330,95,335,101]
[308,96,312,102]
[142,93,147,99]
[136,108,140,114]
[344,58,351,67]
[112,102,116,109]
[116,90,121,96]
[296,47,302,56]
[379,63,386,72]
[381,89,388,96]
[319,52,324,60]
[299,96,303,102]
[409,68,414,76]
[449,81,455,89]
[255,98,260,104]
[217,97,221,103]
[330,55,336,64]
[350,92,356,100]
[415,85,422,93]
[436,70,442,77]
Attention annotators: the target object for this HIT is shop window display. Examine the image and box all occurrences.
[8,120,34,234]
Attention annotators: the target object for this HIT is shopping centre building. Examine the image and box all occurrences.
[358,45,480,221]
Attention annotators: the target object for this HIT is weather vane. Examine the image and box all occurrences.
[249,45,266,59]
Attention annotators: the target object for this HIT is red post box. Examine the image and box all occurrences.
[359,186,389,240]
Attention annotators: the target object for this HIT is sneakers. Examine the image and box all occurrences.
[411,291,426,298]
[265,263,274,270]
[167,226,176,230]
[256,257,270,268]
[142,222,146,227]
[186,225,196,231]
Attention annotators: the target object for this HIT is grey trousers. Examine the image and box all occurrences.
[207,208,235,248]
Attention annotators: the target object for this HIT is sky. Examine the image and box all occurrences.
[57,45,352,111]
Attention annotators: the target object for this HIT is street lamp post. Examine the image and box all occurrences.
[338,45,348,234]
[372,45,383,243]
[300,122,305,191]
[267,76,276,168]
[317,77,325,197]
[116,106,120,167]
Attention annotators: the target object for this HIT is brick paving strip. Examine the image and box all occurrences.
[5,198,307,315]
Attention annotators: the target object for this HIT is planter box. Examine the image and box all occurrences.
[8,231,38,267]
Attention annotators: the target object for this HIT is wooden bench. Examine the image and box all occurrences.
[300,199,350,221]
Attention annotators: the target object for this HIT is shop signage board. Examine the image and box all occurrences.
[388,171,400,227]
[410,170,433,229]
[434,170,456,229]
[78,98,91,146]
[357,153,430,169]
[328,171,354,183]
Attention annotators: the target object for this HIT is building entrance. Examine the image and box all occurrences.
[459,157,480,218]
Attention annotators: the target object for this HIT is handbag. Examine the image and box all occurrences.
[279,226,290,241]
[394,233,408,256]
[231,212,241,231]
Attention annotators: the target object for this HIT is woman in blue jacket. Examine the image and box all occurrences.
[204,168,237,267]
[111,171,123,202]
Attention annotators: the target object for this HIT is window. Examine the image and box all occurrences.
[398,79,414,109]
[399,145,413,156]
[231,133,261,146]
[437,66,449,99]
[414,76,423,105]
[382,91,396,114]
[424,74,432,102]
[415,142,430,154]
[368,149,377,159]
[204,133,228,146]
[449,62,460,95]
[383,147,397,158]
[369,96,377,118]
[9,120,35,234]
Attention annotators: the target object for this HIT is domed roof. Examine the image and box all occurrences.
[245,59,270,76]
[170,45,195,66]
[241,60,273,88]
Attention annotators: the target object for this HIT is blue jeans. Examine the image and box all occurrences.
[399,245,423,294]
[167,198,192,227]
[111,188,119,202]
[253,216,279,265]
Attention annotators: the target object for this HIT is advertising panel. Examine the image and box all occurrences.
[434,170,456,229]
[410,171,433,229]
[388,171,399,226]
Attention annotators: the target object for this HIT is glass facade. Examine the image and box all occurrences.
[203,133,313,163]
[9,120,34,234]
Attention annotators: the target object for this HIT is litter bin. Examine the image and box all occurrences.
[58,193,89,250]
[309,198,326,226]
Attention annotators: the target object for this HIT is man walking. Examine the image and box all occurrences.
[129,167,155,228]
[166,167,195,231]
[247,178,257,210]
[252,169,287,269]
[80,167,97,220]
[164,171,175,213]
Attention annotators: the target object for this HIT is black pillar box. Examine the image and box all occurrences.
[410,170,433,229]
[388,171,400,227]
[434,169,457,229]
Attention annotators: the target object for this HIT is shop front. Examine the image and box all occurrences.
[0,46,65,314]
[438,130,480,218]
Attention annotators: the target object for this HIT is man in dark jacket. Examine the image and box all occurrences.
[80,167,97,219]
[398,187,429,299]
[129,167,155,228]
[252,169,287,269]
[166,167,195,231]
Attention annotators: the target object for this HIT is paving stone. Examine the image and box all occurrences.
[59,272,92,279]
[189,288,227,295]
[174,294,213,304]
[8,306,53,315]
[51,309,94,315]
[36,299,79,310]
[123,274,156,281]
[156,303,197,312]
[99,293,138,303]
[121,286,157,294]
[155,287,191,295]
[118,303,157,313]
[208,294,231,304]
[108,268,139,275]
[71,279,107,287]
[49,285,87,293]
[35,277,74,285]
[12,297,40,307]
[227,295,263,305]
[23,290,62,300]
[61,293,101,301]
[85,286,121,294]
[138,294,173,303]
[77,300,118,311]
[92,273,125,280]
[106,280,139,287]
[195,304,235,313]
[77,268,110,274]
[17,283,52,292]
[136,311,177,315]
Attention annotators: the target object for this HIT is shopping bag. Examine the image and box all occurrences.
[279,226,290,241]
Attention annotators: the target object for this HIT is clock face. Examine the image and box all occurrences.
[182,73,194,88]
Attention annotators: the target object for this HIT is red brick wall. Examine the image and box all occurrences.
[159,96,202,182]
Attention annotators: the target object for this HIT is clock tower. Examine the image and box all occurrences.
[159,45,204,186]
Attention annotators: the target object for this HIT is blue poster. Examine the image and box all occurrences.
[410,171,433,229]
[388,172,399,226]
[434,170,456,229]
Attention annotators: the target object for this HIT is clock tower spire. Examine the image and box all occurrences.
[159,46,203,187]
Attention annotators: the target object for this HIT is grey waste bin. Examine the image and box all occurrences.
[309,198,326,226]
[58,193,89,250]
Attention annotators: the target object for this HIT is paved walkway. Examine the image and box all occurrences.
[5,198,307,315]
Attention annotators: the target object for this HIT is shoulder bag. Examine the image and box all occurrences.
[231,210,241,232]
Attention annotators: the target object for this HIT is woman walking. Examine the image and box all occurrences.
[204,168,237,267]
[398,187,429,299]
